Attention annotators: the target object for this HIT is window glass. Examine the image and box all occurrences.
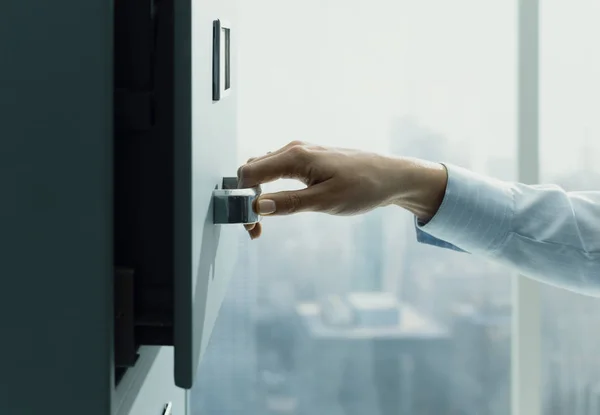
[192,1,516,414]
[540,1,600,413]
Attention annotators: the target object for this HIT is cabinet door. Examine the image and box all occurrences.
[173,0,241,388]
[114,0,241,389]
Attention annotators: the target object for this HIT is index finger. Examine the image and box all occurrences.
[238,146,309,188]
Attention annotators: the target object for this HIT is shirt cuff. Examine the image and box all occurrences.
[416,164,515,255]
[415,226,467,252]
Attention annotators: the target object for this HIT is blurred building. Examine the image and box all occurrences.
[293,292,450,415]
[388,116,470,165]
[386,116,476,303]
[448,301,511,415]
[544,352,600,415]
[352,211,385,291]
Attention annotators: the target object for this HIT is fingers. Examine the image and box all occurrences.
[245,141,308,165]
[245,185,319,240]
[241,141,316,238]
[238,141,311,188]
[244,222,262,239]
[246,186,321,240]
[254,184,325,216]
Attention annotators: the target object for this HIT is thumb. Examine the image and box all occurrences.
[255,186,323,216]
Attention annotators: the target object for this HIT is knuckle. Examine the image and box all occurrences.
[237,164,251,180]
[288,144,311,159]
[287,140,305,148]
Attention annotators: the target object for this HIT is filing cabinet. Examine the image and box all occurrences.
[0,0,240,413]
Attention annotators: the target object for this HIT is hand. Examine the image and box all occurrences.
[237,141,448,239]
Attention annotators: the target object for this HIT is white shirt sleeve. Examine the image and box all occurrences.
[417,164,600,296]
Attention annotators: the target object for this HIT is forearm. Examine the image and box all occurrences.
[395,160,600,296]
[389,157,448,221]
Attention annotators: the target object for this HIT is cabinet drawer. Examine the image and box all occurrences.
[115,347,186,415]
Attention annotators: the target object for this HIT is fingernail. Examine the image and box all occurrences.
[257,199,276,215]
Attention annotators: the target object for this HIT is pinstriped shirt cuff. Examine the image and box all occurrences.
[416,164,515,254]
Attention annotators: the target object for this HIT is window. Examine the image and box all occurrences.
[191,2,518,414]
[540,1,600,413]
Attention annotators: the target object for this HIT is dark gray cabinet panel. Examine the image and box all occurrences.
[0,1,114,414]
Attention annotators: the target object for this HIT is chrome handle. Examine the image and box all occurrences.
[213,177,261,224]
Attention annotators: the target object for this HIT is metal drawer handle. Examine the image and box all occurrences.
[213,177,261,225]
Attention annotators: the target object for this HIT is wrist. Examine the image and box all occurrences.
[390,158,448,221]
